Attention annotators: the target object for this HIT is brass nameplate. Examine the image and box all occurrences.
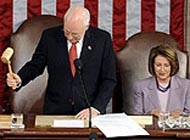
[0,115,11,129]
[35,115,88,128]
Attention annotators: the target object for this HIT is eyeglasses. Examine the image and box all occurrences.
[63,29,82,38]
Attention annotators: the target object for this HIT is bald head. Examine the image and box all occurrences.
[64,6,90,27]
[63,6,90,43]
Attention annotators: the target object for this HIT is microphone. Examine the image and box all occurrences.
[74,59,98,140]
[74,59,91,127]
[74,58,83,71]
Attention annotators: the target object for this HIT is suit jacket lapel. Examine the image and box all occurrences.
[56,25,70,66]
[80,26,95,63]
[147,77,161,109]
[166,76,180,111]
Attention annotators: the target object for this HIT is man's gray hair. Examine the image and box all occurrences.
[64,6,90,26]
[83,8,90,26]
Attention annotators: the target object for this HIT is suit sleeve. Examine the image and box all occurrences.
[91,33,117,113]
[17,30,47,87]
[132,81,144,114]
[184,80,190,114]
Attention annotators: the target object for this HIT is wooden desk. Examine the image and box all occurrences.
[0,114,104,140]
[0,131,3,140]
[1,114,190,140]
[2,128,102,140]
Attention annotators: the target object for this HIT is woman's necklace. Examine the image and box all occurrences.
[156,78,171,93]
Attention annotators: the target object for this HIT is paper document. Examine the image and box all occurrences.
[92,113,149,138]
[53,120,84,128]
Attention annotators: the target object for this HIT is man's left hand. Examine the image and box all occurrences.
[75,108,99,119]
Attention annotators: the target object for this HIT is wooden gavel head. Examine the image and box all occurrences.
[1,47,16,89]
[1,47,14,64]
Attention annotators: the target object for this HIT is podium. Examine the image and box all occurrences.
[0,114,190,140]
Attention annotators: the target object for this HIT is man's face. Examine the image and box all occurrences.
[64,20,87,44]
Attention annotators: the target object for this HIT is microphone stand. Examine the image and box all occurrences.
[78,70,92,128]
[74,59,98,140]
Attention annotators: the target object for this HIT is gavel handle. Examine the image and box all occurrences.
[7,61,16,90]
[7,61,13,75]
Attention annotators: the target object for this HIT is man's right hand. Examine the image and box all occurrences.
[6,73,21,90]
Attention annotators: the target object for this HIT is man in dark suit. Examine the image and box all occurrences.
[6,6,117,119]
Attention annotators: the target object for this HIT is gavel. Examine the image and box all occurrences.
[1,47,14,74]
[1,47,16,89]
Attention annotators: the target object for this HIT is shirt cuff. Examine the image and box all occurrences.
[16,82,22,88]
[91,107,100,115]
